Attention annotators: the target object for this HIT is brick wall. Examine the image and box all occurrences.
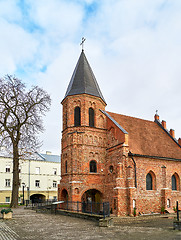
[59,93,181,216]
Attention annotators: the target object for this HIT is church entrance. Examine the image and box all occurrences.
[61,189,68,201]
[81,189,102,214]
[60,189,69,209]
[81,189,102,203]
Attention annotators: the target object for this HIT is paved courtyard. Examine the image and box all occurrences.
[0,207,181,240]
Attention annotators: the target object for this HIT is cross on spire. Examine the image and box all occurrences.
[80,37,86,51]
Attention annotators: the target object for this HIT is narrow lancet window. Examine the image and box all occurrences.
[146,173,152,190]
[65,160,68,173]
[89,108,94,127]
[172,175,177,190]
[74,107,81,126]
[90,160,97,173]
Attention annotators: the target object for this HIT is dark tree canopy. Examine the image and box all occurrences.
[0,75,51,207]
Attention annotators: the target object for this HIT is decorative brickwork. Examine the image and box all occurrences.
[58,51,181,216]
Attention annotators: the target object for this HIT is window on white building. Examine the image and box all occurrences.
[53,168,57,175]
[5,179,11,187]
[35,180,40,187]
[35,167,40,174]
[53,181,57,188]
[6,166,10,173]
[6,197,10,203]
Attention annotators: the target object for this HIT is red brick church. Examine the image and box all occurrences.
[58,50,181,216]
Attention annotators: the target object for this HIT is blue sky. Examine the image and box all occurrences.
[0,0,181,154]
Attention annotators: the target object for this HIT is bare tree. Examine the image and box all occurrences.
[0,75,51,208]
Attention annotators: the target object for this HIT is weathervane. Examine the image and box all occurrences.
[156,110,158,115]
[80,37,86,51]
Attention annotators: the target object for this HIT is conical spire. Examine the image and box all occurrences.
[64,50,106,103]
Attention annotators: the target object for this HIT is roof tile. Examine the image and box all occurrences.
[107,111,181,159]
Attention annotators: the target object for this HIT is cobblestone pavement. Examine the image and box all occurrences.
[0,207,181,240]
[0,220,19,240]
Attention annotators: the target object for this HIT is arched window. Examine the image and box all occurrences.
[74,107,81,126]
[89,108,95,127]
[167,199,170,208]
[65,160,67,173]
[109,165,114,173]
[172,175,177,190]
[146,173,152,190]
[90,160,97,173]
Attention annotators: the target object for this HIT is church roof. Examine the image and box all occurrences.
[64,50,106,103]
[107,111,181,160]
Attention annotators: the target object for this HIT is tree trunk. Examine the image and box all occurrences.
[10,144,19,208]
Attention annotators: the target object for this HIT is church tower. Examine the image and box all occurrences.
[58,50,107,204]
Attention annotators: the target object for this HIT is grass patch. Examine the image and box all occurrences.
[0,204,10,208]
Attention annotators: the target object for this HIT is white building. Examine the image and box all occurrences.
[0,148,61,204]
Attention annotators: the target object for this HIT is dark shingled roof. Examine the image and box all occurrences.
[64,50,106,103]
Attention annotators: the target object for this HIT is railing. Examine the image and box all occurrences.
[57,201,110,218]
[25,199,56,208]
[26,200,110,218]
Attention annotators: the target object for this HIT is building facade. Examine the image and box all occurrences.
[0,149,60,204]
[58,50,181,216]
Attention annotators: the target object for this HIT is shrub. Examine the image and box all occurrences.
[161,206,165,213]
[1,208,13,214]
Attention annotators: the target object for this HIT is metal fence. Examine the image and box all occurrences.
[57,201,110,218]
[26,200,110,218]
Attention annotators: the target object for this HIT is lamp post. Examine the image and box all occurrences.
[22,182,26,205]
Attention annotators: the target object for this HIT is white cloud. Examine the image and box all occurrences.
[27,0,83,39]
[0,19,38,75]
[0,0,181,153]
[0,0,22,22]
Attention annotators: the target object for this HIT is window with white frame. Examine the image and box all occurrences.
[53,168,57,175]
[35,180,40,187]
[5,179,11,187]
[53,181,57,188]
[35,167,40,174]
[6,166,10,173]
[5,197,10,203]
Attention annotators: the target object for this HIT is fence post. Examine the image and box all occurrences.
[108,202,110,217]
[176,201,179,221]
[103,202,105,218]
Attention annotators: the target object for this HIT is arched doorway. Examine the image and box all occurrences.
[82,189,102,202]
[60,189,69,210]
[30,194,46,203]
[61,189,68,201]
[81,189,102,214]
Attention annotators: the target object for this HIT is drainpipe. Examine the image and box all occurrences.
[129,152,137,188]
